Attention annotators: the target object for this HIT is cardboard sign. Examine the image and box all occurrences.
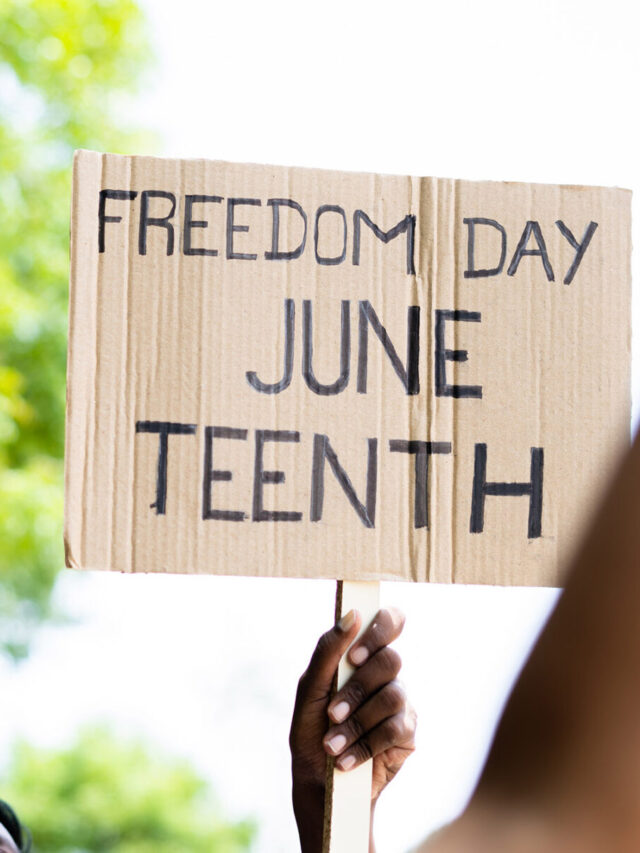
[65,151,631,585]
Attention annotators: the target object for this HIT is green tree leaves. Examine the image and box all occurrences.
[2,728,255,852]
[0,11,257,852]
[0,0,154,657]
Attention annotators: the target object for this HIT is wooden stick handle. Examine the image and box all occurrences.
[323,580,381,853]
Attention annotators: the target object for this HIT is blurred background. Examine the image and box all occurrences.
[0,1,637,850]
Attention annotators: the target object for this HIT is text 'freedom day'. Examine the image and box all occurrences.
[98,190,597,284]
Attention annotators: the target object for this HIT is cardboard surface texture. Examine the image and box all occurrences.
[65,151,631,586]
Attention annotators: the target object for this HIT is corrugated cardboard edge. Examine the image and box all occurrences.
[64,149,103,569]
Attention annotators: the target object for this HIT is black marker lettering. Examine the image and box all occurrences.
[470,444,544,538]
[252,430,302,522]
[434,310,482,398]
[226,198,261,259]
[265,199,307,261]
[135,421,197,515]
[507,221,554,281]
[555,220,598,285]
[463,217,507,278]
[183,195,222,256]
[139,191,176,256]
[389,440,451,528]
[98,189,137,253]
[303,300,350,395]
[352,210,416,275]
[246,298,295,394]
[202,426,247,521]
[314,205,347,266]
[357,301,420,395]
[310,434,377,528]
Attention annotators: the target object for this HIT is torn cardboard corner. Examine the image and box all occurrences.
[64,151,631,586]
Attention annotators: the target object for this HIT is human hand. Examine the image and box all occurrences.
[289,607,416,852]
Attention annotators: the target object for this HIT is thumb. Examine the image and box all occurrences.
[298,609,361,701]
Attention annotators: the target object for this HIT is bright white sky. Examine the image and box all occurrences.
[2,2,639,851]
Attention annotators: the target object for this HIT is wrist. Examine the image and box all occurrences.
[291,775,379,852]
[292,780,325,853]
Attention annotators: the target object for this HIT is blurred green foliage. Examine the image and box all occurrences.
[0,0,155,658]
[0,9,257,851]
[2,727,255,852]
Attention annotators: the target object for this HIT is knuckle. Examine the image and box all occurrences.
[406,711,418,744]
[399,709,417,745]
[308,627,341,670]
[315,629,336,657]
[381,681,406,714]
[344,679,368,709]
[393,679,408,703]
[353,737,373,763]
[378,646,402,677]
[345,712,365,741]
[385,715,405,744]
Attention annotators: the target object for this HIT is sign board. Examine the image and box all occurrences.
[65,151,631,586]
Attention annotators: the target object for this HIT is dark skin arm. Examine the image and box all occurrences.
[418,431,640,852]
[290,607,417,853]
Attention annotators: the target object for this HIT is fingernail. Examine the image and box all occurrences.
[338,753,356,771]
[326,734,347,755]
[329,701,350,723]
[338,609,356,632]
[350,645,369,665]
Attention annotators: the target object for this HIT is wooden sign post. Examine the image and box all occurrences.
[323,581,381,852]
[65,152,631,849]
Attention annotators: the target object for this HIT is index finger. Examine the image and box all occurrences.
[348,607,405,666]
